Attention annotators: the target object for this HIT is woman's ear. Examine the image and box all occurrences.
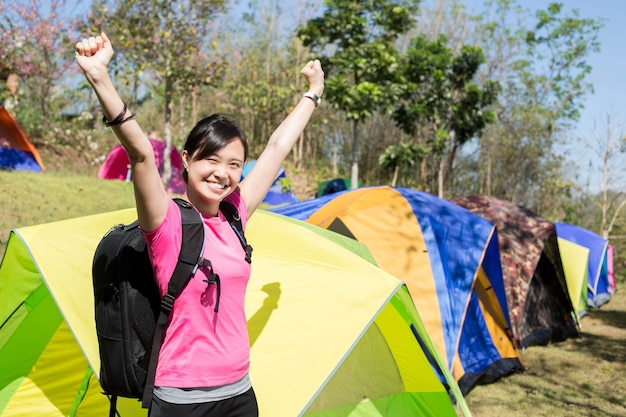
[181,150,189,169]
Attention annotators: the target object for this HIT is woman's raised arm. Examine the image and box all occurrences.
[75,32,169,231]
[239,59,325,217]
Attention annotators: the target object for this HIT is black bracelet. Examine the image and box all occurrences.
[103,101,135,127]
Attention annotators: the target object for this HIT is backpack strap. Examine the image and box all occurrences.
[220,200,253,263]
[198,201,252,313]
[141,198,205,408]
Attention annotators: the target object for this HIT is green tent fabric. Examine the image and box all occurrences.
[316,178,362,197]
[0,209,469,416]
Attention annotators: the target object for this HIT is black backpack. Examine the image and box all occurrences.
[92,198,252,416]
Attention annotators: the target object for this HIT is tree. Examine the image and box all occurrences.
[393,33,499,197]
[378,141,427,186]
[215,0,316,164]
[86,0,228,189]
[467,1,603,211]
[0,0,79,137]
[297,0,420,189]
[585,112,626,239]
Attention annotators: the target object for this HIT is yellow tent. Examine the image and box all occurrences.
[0,209,469,416]
[557,237,590,324]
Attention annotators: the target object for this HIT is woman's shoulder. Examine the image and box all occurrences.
[142,199,182,239]
[223,190,248,226]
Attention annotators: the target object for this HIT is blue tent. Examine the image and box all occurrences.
[274,186,522,394]
[555,222,612,308]
[242,160,297,207]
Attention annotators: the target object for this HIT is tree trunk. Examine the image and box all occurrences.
[420,158,429,193]
[191,86,199,134]
[444,131,459,196]
[437,157,445,198]
[350,119,359,189]
[163,75,173,191]
[391,164,399,187]
[486,150,492,196]
[332,140,338,176]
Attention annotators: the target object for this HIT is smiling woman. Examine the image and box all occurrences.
[74,30,324,416]
[180,114,248,212]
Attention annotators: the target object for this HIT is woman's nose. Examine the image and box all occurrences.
[214,164,227,177]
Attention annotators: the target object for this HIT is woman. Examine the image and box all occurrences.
[75,32,324,416]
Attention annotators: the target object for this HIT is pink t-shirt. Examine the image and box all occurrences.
[143,192,251,388]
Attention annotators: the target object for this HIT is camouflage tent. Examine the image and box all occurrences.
[450,195,579,348]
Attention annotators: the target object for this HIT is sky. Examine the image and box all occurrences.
[478,0,626,137]
[461,0,625,187]
[555,0,626,185]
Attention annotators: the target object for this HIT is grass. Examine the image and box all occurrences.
[0,170,135,259]
[458,289,626,416]
[2,168,626,416]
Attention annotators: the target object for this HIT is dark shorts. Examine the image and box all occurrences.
[149,388,259,417]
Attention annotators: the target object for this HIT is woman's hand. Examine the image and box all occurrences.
[75,32,114,75]
[300,59,325,97]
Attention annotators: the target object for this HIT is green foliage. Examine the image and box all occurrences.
[297,0,419,120]
[378,141,428,179]
[522,2,603,122]
[276,177,293,194]
[395,33,498,144]
[391,32,499,194]
[466,0,604,210]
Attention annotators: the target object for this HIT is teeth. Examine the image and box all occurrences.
[208,182,226,190]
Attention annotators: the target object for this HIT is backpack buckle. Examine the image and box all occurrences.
[245,245,253,264]
[161,293,175,314]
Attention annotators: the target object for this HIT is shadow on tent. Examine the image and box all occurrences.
[274,185,523,395]
[0,208,470,416]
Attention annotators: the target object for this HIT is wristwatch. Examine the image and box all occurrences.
[303,91,322,107]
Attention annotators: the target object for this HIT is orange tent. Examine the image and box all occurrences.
[0,105,44,171]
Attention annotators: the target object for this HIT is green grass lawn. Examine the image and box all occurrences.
[458,290,626,417]
[0,170,136,259]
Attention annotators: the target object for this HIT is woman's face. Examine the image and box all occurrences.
[184,138,245,203]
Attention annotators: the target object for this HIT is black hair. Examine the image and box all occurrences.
[182,114,248,182]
